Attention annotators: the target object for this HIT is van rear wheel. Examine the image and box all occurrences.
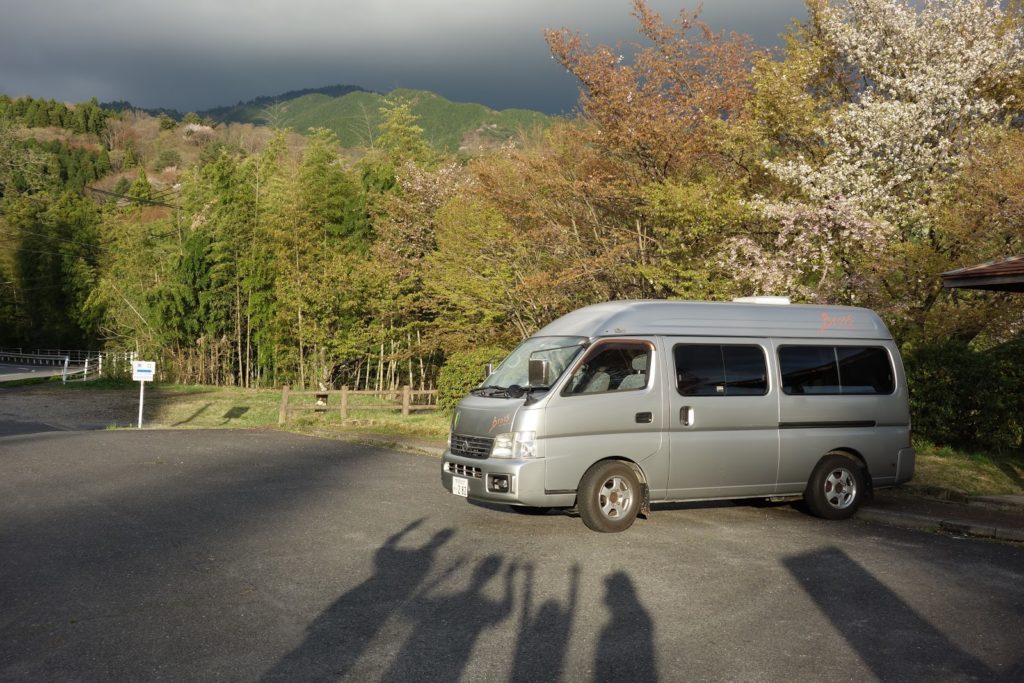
[578,460,640,533]
[805,454,865,520]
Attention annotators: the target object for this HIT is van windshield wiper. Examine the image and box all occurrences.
[472,383,552,400]
[471,385,512,398]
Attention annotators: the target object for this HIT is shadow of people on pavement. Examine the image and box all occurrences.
[511,562,579,683]
[595,571,658,682]
[381,554,515,683]
[261,518,454,681]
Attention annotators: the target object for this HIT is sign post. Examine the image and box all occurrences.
[131,361,156,429]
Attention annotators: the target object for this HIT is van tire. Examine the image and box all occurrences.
[805,454,865,520]
[578,460,641,533]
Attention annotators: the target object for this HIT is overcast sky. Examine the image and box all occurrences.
[0,1,808,115]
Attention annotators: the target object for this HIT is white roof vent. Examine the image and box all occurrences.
[732,296,791,305]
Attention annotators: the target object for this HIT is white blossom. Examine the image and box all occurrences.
[771,0,1022,224]
[732,1,1022,300]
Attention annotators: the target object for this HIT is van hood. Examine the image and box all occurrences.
[452,395,524,437]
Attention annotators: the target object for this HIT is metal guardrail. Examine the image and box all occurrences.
[0,348,101,363]
[0,350,136,382]
[0,351,70,366]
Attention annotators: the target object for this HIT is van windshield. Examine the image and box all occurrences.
[481,336,587,391]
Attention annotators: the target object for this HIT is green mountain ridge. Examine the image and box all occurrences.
[209,88,553,151]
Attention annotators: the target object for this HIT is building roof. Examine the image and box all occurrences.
[534,300,892,340]
[940,256,1024,292]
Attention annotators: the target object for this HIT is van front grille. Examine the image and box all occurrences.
[447,462,483,479]
[450,434,493,459]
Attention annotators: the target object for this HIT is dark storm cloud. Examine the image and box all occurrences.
[0,1,807,114]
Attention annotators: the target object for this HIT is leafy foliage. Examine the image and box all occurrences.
[437,346,510,413]
[2,1,1023,455]
[905,340,1024,450]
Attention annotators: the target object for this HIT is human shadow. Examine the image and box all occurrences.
[784,546,996,680]
[594,571,658,682]
[261,519,454,681]
[380,554,515,683]
[510,562,580,683]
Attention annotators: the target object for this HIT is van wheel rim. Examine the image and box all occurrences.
[598,476,632,519]
[823,468,857,510]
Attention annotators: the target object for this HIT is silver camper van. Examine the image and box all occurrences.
[441,300,915,532]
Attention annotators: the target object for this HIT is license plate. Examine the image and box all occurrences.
[452,476,469,497]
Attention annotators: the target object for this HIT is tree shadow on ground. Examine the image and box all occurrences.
[784,546,999,680]
[222,406,249,424]
[171,402,211,426]
[997,461,1024,489]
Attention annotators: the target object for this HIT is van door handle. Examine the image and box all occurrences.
[680,406,694,426]
[635,412,653,424]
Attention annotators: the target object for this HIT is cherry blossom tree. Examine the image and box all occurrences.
[728,0,1024,310]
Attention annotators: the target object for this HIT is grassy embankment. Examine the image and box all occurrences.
[4,378,1020,496]
[911,441,1024,497]
[0,376,449,439]
[127,381,450,439]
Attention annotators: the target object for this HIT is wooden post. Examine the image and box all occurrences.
[278,385,290,425]
[340,386,349,419]
[402,385,411,416]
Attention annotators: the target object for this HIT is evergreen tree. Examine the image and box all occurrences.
[128,168,153,200]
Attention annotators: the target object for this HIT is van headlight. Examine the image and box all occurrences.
[491,431,539,459]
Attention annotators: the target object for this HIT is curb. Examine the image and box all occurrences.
[859,508,1024,542]
[303,429,446,458]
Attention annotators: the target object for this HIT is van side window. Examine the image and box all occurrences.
[564,343,651,395]
[779,346,894,395]
[673,344,768,396]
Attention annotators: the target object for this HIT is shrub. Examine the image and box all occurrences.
[904,339,1023,451]
[154,149,181,171]
[437,346,509,413]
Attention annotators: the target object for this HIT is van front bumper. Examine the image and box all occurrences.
[441,450,577,508]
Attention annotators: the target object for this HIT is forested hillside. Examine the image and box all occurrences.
[2,0,1023,449]
[206,87,552,152]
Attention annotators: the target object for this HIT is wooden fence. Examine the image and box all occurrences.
[278,385,439,425]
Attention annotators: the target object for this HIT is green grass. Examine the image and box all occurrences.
[59,376,136,389]
[122,382,448,438]
[144,385,283,428]
[0,375,60,388]
[279,391,449,440]
[910,439,1024,496]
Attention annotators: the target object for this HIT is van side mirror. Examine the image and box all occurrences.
[528,358,550,386]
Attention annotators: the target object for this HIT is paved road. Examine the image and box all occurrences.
[1,428,1022,681]
[0,362,77,383]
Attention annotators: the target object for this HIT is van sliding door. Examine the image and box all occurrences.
[665,338,780,499]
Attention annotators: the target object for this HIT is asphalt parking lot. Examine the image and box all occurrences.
[1,428,1023,681]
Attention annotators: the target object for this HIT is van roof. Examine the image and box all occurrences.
[534,300,892,340]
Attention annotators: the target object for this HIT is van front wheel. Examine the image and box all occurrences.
[578,461,640,533]
[805,454,865,520]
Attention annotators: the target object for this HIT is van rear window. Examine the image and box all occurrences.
[779,346,894,395]
[674,344,768,396]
